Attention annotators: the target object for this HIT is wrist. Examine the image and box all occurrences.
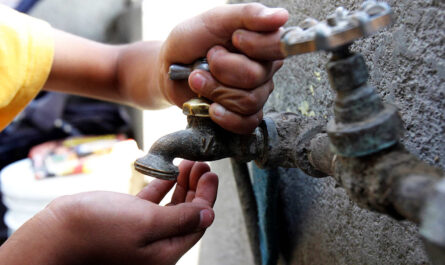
[116,40,172,109]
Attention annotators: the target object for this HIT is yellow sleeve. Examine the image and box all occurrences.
[0,5,54,131]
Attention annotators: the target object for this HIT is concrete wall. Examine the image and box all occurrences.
[201,0,444,264]
[199,159,256,265]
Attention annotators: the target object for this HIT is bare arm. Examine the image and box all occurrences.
[45,3,288,134]
[44,30,168,109]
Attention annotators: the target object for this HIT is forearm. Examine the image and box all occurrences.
[44,29,170,109]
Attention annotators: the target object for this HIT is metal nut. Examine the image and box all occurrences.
[327,54,369,92]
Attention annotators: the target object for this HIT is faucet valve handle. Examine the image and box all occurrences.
[182,98,211,117]
[169,60,213,117]
[169,58,209,80]
[168,58,212,117]
[281,1,393,57]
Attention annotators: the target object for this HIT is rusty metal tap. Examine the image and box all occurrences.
[280,0,393,56]
[135,1,398,177]
[134,97,267,180]
[281,0,401,157]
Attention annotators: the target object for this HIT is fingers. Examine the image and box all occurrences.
[211,104,264,134]
[185,162,211,203]
[189,46,280,110]
[232,28,286,60]
[206,46,277,89]
[137,168,217,206]
[143,203,215,263]
[146,231,205,265]
[207,46,274,89]
[171,162,218,206]
[187,45,281,134]
[189,67,274,134]
[170,160,195,205]
[201,3,288,33]
[163,4,288,135]
[190,71,274,115]
[141,161,217,242]
[163,3,288,64]
[140,163,218,263]
[170,161,210,205]
[143,194,217,263]
[145,203,214,241]
[136,179,175,204]
[188,162,211,191]
[192,172,219,207]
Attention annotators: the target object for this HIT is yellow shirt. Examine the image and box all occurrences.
[0,5,54,130]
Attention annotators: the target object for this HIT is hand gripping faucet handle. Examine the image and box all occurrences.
[168,58,209,80]
[280,1,393,57]
[168,58,212,117]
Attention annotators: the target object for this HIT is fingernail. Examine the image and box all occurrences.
[233,31,243,46]
[208,46,223,62]
[199,209,214,229]
[212,104,226,118]
[260,7,287,17]
[190,72,206,91]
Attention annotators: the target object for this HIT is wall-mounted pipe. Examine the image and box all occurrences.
[254,114,444,224]
[255,112,328,178]
[253,48,444,264]
[253,108,444,264]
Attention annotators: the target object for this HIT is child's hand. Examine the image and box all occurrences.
[159,3,288,134]
[44,3,287,134]
[0,161,218,265]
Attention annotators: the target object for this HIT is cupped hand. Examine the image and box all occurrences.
[159,3,288,134]
[0,161,218,265]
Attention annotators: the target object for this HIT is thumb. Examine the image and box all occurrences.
[142,205,215,264]
[146,203,214,242]
[162,3,288,64]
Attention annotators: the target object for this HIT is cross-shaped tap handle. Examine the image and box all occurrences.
[280,1,393,57]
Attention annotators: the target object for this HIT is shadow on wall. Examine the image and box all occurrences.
[277,168,321,263]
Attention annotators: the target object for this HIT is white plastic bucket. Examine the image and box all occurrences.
[1,141,139,235]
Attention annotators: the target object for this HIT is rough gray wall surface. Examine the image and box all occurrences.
[228,0,444,264]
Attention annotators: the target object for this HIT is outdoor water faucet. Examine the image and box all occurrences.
[280,3,445,264]
[134,98,267,180]
[281,0,401,157]
[135,1,398,179]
